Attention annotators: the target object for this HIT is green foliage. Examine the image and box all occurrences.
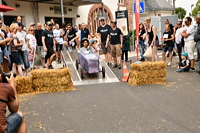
[172,7,186,19]
[129,30,136,46]
[192,0,200,17]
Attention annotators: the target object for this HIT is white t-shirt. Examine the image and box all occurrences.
[16,31,28,51]
[183,25,195,42]
[26,34,37,46]
[175,27,183,44]
[53,29,63,44]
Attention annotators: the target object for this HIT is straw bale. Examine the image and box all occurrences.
[128,77,166,86]
[15,76,34,94]
[130,69,167,79]
[130,61,167,71]
[31,68,71,78]
[33,76,72,87]
[35,84,74,93]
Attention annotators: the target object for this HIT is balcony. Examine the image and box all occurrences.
[18,0,102,6]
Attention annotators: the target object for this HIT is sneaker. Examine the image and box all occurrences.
[176,69,182,72]
[4,55,9,61]
[118,64,121,69]
[173,52,177,56]
[190,68,195,71]
[113,64,118,68]
[68,47,72,52]
[167,62,171,66]
[48,65,54,69]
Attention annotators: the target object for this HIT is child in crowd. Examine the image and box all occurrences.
[176,52,190,72]
[89,39,100,55]
[80,38,96,54]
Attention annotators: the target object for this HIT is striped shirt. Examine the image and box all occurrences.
[0,83,15,132]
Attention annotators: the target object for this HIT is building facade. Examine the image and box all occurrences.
[2,0,173,34]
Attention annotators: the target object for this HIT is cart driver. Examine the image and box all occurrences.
[80,38,96,54]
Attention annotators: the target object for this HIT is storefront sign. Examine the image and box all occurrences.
[115,10,129,32]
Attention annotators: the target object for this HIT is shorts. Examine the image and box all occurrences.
[0,52,3,64]
[101,42,111,54]
[110,44,122,57]
[7,113,22,133]
[11,51,23,65]
[162,46,173,53]
[148,40,159,47]
[38,46,47,58]
[184,40,195,60]
[19,50,30,69]
[56,44,63,52]
[46,45,55,59]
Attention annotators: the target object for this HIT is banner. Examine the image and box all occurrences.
[135,0,140,61]
[115,10,129,33]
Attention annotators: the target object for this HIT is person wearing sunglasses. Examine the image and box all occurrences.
[42,21,56,69]
[26,27,37,69]
[106,20,123,69]
[175,21,184,63]
[181,17,195,71]
[97,17,112,66]
[16,22,30,76]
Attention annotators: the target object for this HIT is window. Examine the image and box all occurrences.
[119,0,124,4]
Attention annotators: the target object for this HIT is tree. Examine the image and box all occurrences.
[172,7,187,20]
[192,0,200,17]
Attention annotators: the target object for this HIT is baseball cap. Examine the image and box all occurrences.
[111,20,117,23]
[181,52,188,57]
[30,22,35,26]
[100,17,105,20]
[46,21,52,26]
[18,22,24,28]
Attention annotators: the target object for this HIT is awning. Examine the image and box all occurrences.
[18,0,102,6]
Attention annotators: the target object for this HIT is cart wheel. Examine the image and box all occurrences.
[102,66,105,78]
[76,59,79,70]
[80,68,84,79]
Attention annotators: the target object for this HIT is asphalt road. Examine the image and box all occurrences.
[18,53,200,133]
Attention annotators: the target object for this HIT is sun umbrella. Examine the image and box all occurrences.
[0,4,16,12]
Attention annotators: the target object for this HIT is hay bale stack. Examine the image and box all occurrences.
[31,68,74,92]
[15,76,33,94]
[129,61,167,85]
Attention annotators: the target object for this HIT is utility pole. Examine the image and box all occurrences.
[60,0,65,23]
[173,0,176,14]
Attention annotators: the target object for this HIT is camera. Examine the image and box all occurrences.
[2,72,17,83]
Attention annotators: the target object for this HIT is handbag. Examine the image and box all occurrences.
[143,46,152,61]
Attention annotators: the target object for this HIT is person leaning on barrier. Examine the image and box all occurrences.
[0,65,27,133]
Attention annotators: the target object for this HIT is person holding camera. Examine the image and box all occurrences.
[0,65,27,133]
[161,24,174,66]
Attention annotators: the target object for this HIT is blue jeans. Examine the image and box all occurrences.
[7,113,22,133]
[139,41,146,59]
[197,41,200,68]
[19,50,30,69]
[3,46,9,58]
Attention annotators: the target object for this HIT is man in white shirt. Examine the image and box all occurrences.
[181,17,195,71]
[53,24,63,63]
[175,21,184,62]
[16,23,30,76]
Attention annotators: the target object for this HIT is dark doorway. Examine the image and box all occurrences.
[45,17,73,27]
[4,16,18,26]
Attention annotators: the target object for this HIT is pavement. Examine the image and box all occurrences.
[18,50,200,133]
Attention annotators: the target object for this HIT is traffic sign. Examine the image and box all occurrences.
[134,2,145,14]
